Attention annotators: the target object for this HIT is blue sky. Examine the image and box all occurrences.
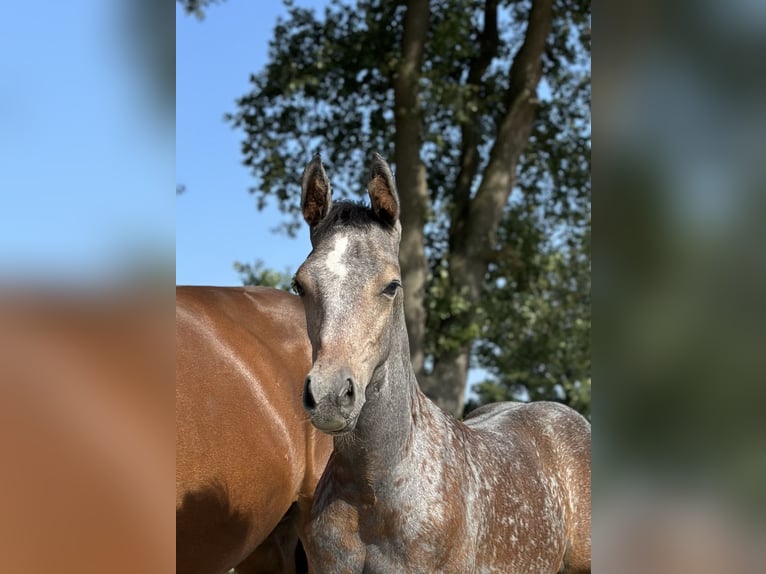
[176,1,328,285]
[1,1,174,282]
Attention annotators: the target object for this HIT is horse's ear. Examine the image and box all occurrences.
[368,153,399,226]
[301,155,332,228]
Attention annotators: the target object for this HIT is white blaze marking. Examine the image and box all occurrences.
[326,235,349,278]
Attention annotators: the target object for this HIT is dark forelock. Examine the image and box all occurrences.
[312,201,389,242]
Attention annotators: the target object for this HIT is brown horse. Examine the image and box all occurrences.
[293,155,591,573]
[176,286,333,574]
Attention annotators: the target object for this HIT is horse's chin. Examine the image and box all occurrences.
[311,412,359,436]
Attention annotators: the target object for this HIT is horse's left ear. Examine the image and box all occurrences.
[368,152,399,226]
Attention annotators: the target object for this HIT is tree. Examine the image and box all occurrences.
[177,0,226,19]
[469,218,590,418]
[227,0,590,416]
[234,260,294,291]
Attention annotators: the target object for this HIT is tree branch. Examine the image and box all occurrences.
[450,0,500,252]
[467,0,554,262]
[429,0,554,414]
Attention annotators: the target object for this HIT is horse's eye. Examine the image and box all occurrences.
[292,278,305,297]
[382,280,401,297]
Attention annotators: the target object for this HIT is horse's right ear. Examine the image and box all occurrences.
[301,155,332,228]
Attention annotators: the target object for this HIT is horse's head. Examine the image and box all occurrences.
[294,153,403,435]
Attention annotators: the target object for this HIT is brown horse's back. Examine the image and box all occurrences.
[176,286,331,574]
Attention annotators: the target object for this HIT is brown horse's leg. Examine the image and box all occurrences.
[294,540,308,574]
[235,518,299,574]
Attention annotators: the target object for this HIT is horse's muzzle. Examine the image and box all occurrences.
[303,368,362,434]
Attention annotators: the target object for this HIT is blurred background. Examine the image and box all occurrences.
[1,0,764,571]
[596,0,766,570]
[0,1,174,573]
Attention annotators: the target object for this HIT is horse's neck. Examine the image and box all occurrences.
[333,343,453,483]
[333,338,417,460]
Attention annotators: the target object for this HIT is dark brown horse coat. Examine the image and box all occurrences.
[176,286,332,574]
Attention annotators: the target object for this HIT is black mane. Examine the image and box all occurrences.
[312,200,389,242]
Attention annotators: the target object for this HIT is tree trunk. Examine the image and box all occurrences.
[425,0,554,417]
[393,0,430,379]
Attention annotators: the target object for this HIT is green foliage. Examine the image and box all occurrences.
[425,262,485,355]
[177,0,226,20]
[226,0,590,416]
[471,213,591,418]
[227,0,403,235]
[234,260,294,291]
[465,5,592,417]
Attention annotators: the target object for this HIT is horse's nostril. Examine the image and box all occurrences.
[338,378,354,408]
[303,377,316,410]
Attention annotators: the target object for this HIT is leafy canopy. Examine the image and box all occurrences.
[227,0,590,415]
